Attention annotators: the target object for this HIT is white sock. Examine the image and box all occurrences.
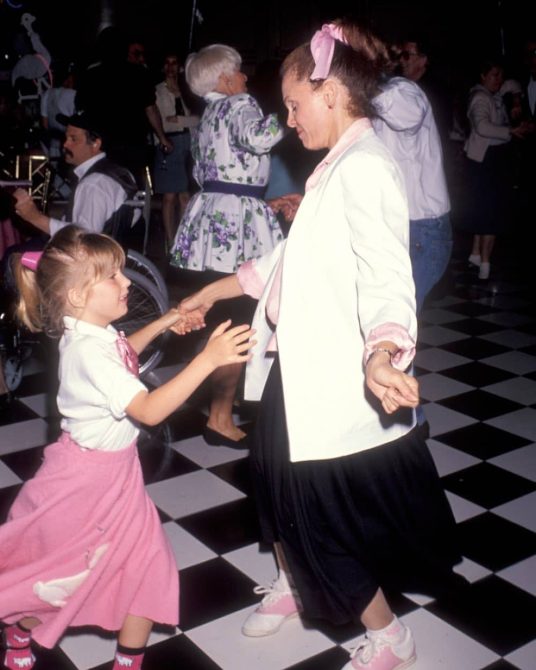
[367,615,404,642]
[276,568,292,591]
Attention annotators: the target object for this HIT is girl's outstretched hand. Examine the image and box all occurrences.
[202,320,256,368]
[366,356,419,415]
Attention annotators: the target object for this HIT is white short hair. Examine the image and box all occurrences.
[185,44,242,96]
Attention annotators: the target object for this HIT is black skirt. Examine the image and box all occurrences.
[464,143,514,235]
[251,356,465,625]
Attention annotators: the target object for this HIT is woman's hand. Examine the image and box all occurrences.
[178,289,214,330]
[201,320,256,368]
[511,121,534,139]
[268,193,303,222]
[366,353,419,414]
[161,307,204,335]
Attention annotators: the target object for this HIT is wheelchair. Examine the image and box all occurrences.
[0,163,170,387]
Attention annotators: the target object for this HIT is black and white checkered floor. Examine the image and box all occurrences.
[1,257,535,670]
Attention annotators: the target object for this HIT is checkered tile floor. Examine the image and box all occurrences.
[1,257,535,670]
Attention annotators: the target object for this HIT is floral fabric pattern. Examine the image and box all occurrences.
[170,92,284,273]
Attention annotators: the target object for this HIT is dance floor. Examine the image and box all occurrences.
[1,257,535,670]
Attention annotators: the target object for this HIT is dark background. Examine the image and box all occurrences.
[1,0,534,82]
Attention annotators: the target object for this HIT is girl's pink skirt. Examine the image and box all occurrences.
[0,432,179,648]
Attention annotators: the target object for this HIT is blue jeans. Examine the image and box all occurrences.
[410,215,452,426]
[410,214,453,314]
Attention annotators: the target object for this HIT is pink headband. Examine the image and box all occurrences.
[310,23,348,80]
[20,251,43,271]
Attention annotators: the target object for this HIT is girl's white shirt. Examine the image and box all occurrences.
[57,316,146,451]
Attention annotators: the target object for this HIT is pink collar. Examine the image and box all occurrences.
[305,118,372,192]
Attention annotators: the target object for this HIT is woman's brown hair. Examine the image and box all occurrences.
[281,19,390,118]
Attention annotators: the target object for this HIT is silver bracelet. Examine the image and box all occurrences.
[366,347,395,365]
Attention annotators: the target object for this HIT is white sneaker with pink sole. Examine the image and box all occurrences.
[241,574,300,637]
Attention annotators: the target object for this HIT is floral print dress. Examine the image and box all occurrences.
[169,92,284,273]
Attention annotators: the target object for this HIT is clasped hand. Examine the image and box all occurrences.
[267,193,303,223]
[163,306,206,335]
[366,356,419,415]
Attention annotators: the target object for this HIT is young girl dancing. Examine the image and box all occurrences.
[0,225,254,670]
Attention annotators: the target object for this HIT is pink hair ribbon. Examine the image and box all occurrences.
[20,250,43,271]
[310,23,348,80]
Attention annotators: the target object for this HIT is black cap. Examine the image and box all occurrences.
[56,111,105,137]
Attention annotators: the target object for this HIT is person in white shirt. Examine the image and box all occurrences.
[373,74,452,313]
[13,112,140,242]
[179,20,464,670]
[0,225,253,670]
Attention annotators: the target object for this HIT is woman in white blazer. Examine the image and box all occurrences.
[180,20,464,670]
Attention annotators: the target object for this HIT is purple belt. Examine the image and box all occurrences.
[203,180,266,198]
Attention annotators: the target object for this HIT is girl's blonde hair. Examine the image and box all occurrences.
[13,225,125,336]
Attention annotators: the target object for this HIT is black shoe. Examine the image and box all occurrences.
[203,427,249,449]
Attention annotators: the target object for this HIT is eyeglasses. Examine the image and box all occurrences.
[400,50,420,60]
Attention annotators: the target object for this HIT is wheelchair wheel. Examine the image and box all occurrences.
[125,249,169,303]
[3,355,23,391]
[113,269,169,378]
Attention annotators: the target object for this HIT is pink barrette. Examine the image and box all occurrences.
[310,23,348,80]
[20,251,43,271]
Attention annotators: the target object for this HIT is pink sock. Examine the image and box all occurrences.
[112,650,145,669]
[3,647,36,670]
[3,623,31,649]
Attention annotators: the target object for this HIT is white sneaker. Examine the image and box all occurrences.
[342,626,416,670]
[478,262,490,279]
[468,254,481,267]
[241,575,300,637]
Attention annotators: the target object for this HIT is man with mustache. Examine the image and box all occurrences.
[13,112,140,244]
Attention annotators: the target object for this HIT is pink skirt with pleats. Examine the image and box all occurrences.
[0,432,179,648]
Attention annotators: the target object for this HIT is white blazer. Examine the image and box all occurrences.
[243,127,417,463]
[464,84,511,163]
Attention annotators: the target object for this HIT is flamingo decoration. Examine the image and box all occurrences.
[11,13,53,102]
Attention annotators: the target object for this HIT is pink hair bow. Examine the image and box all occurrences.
[310,23,348,80]
[20,251,43,271]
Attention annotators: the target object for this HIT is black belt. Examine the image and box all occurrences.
[203,180,266,198]
[167,130,189,137]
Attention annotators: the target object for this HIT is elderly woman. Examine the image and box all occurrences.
[180,21,465,670]
[169,44,284,447]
